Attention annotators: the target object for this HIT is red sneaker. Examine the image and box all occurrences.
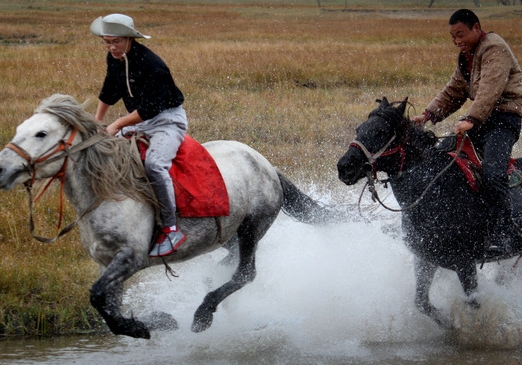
[150,227,186,257]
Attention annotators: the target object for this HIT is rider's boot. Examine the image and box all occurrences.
[484,217,514,258]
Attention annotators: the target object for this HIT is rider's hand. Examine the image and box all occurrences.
[106,122,121,136]
[412,114,428,126]
[454,120,474,135]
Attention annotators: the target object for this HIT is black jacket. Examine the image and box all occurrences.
[99,41,184,121]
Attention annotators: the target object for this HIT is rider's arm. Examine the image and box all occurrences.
[95,101,110,123]
[106,110,143,136]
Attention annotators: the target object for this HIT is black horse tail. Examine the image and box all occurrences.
[278,171,347,225]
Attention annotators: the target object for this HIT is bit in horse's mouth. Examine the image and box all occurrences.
[0,169,30,191]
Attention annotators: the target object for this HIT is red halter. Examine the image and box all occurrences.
[349,133,406,178]
[4,128,78,228]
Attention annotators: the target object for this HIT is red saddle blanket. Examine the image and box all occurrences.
[448,135,516,192]
[137,134,230,217]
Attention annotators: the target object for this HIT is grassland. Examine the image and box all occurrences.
[0,0,521,337]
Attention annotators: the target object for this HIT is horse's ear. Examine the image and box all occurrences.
[396,97,408,116]
[377,97,389,109]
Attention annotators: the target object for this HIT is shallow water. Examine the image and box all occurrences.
[2,189,522,364]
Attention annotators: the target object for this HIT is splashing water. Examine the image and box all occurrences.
[119,187,522,359]
[3,186,522,364]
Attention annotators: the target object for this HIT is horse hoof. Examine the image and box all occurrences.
[466,298,481,310]
[191,319,211,333]
[141,311,179,331]
[132,327,151,339]
[191,309,213,333]
[416,302,453,330]
[113,318,151,339]
[115,324,150,339]
[129,320,151,339]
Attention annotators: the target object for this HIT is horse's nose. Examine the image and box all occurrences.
[337,158,352,183]
[362,162,373,173]
[337,153,366,185]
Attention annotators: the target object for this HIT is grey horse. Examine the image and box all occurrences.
[0,94,341,339]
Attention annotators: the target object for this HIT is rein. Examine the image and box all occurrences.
[352,132,466,213]
[5,130,107,243]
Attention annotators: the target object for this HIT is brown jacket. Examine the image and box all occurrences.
[426,32,522,126]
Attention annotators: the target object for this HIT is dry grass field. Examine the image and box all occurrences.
[0,0,521,337]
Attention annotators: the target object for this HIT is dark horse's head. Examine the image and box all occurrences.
[337,97,436,185]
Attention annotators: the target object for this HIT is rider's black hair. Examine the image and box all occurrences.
[449,9,481,30]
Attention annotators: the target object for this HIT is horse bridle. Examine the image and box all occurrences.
[4,129,106,243]
[349,133,406,179]
[5,128,78,187]
[350,127,466,213]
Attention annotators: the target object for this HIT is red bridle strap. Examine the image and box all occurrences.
[349,137,406,177]
[379,145,406,173]
[4,128,78,229]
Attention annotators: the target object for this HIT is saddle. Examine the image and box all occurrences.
[132,133,230,217]
[443,134,522,192]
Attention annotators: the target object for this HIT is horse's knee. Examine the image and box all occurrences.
[414,296,433,315]
[233,249,257,284]
[90,282,106,309]
[232,267,256,285]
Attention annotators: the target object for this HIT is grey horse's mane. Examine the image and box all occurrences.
[35,94,158,207]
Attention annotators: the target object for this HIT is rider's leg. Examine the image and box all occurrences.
[140,108,187,257]
[481,113,521,256]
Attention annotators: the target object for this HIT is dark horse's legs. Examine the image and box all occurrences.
[414,257,452,329]
[415,257,480,329]
[191,215,274,332]
[455,263,480,309]
[90,247,150,339]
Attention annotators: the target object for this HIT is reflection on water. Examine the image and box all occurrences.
[2,190,522,364]
[2,334,522,365]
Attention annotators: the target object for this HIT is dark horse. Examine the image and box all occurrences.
[337,97,522,329]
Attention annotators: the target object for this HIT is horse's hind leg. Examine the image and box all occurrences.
[90,247,150,339]
[219,234,240,267]
[414,257,452,329]
[456,263,480,309]
[191,218,270,332]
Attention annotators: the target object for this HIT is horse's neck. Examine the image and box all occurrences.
[388,145,445,204]
[378,143,422,178]
[63,156,98,214]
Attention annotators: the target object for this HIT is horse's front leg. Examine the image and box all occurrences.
[90,247,150,339]
[414,256,452,329]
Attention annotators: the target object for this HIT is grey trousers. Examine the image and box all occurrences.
[135,106,188,227]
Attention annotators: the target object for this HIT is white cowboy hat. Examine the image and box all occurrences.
[90,13,151,39]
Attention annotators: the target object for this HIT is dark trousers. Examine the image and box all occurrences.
[468,112,521,234]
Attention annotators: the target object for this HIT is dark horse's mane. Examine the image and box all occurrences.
[370,101,439,159]
[35,94,158,207]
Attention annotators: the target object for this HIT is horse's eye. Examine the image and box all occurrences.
[35,131,47,138]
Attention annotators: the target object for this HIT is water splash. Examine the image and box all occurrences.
[4,187,522,364]
[123,187,522,354]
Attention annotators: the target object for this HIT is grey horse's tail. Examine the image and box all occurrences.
[278,171,344,225]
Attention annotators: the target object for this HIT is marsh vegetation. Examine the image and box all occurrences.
[0,0,521,337]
